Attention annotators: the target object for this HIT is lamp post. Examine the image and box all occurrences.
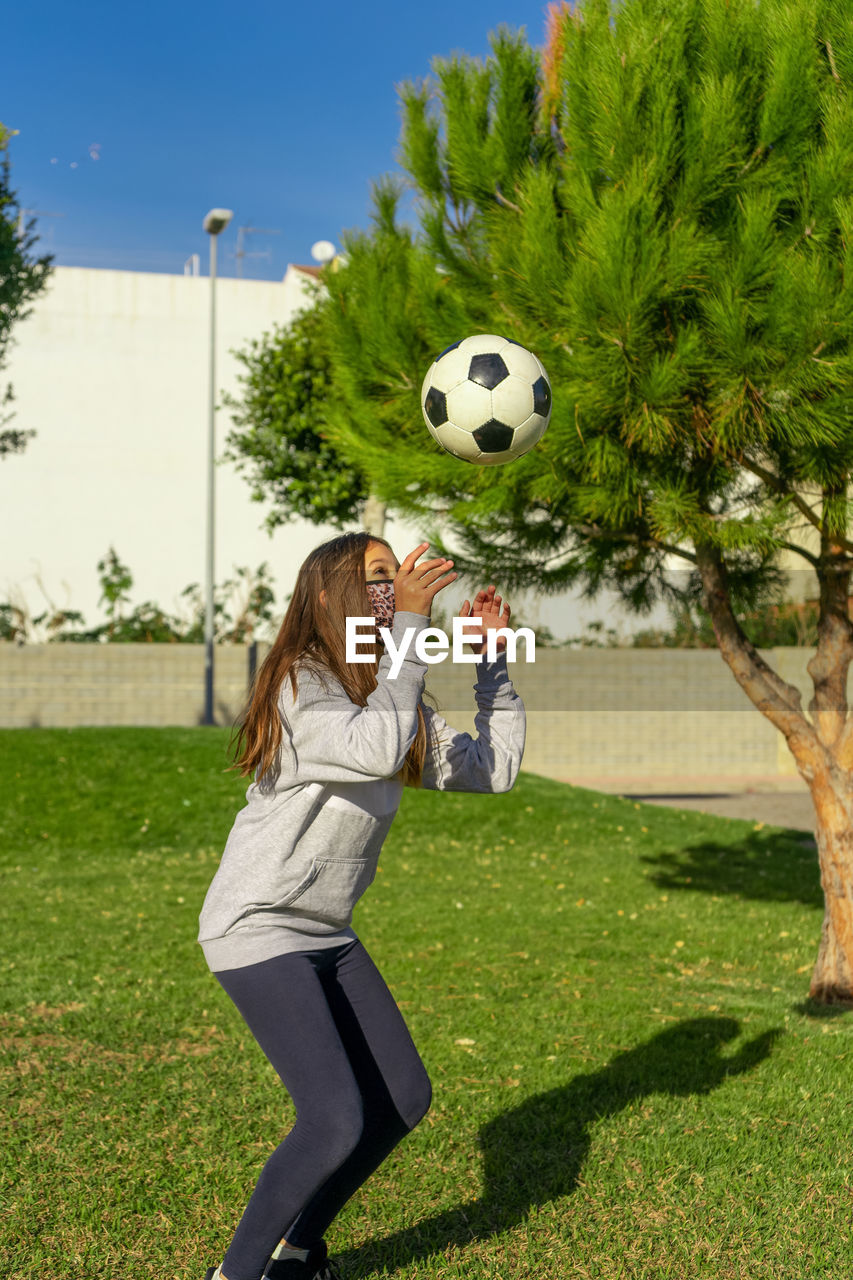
[202,207,233,726]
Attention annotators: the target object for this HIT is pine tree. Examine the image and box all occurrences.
[329,1,853,1003]
[319,176,485,514]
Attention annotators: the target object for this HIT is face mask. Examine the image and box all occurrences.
[366,578,395,631]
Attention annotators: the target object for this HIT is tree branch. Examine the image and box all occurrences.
[806,506,853,758]
[777,539,821,570]
[574,524,698,564]
[735,450,853,557]
[694,539,815,738]
[825,41,841,85]
[494,187,523,214]
[737,143,772,178]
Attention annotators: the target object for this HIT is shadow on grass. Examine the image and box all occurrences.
[792,997,853,1019]
[339,1016,780,1276]
[640,829,822,909]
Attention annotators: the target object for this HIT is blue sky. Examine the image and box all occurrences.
[6,0,554,279]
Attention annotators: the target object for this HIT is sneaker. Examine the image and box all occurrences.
[265,1239,343,1280]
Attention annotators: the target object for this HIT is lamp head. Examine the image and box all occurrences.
[203,208,234,236]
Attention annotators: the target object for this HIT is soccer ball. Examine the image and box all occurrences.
[421,334,552,466]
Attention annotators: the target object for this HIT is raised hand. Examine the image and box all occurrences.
[394,542,457,618]
[458,585,511,654]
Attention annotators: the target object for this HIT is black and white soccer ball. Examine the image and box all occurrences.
[421,334,552,466]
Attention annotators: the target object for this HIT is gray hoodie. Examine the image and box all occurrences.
[198,609,526,971]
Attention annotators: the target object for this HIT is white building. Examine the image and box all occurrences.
[1,264,674,644]
[1,263,369,640]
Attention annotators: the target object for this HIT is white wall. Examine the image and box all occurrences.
[1,264,675,643]
[1,265,359,637]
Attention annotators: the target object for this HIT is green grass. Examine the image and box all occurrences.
[1,726,851,1280]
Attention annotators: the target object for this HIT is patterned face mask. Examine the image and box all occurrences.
[366,578,396,631]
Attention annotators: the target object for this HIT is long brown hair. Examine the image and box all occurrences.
[227,531,437,789]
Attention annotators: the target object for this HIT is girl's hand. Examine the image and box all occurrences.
[394,542,458,618]
[458,585,511,654]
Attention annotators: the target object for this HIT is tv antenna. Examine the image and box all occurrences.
[17,208,66,241]
[235,224,281,278]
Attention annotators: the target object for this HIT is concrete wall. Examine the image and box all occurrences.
[0,642,817,787]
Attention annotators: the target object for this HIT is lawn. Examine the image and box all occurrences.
[1,726,851,1280]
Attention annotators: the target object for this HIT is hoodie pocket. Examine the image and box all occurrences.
[284,856,378,929]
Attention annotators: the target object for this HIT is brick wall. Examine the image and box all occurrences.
[0,644,253,729]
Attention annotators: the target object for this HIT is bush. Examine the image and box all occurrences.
[0,547,279,644]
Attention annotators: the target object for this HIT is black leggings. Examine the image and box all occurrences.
[214,939,432,1280]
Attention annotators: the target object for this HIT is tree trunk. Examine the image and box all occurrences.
[362,493,387,538]
[695,529,853,1005]
[809,766,853,1002]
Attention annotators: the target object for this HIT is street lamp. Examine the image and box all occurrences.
[202,207,233,726]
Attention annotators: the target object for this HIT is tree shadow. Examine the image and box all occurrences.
[792,997,853,1019]
[336,1016,781,1276]
[640,829,822,909]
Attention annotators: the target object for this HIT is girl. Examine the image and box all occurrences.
[198,531,527,1280]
